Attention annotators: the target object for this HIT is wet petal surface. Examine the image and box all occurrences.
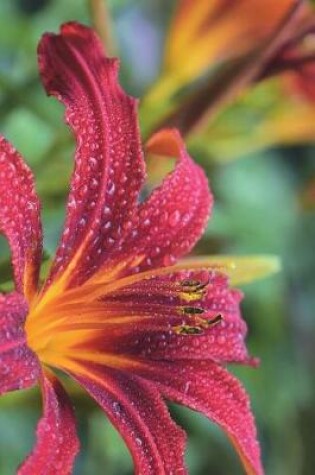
[91,129,212,278]
[19,371,79,475]
[0,137,42,299]
[67,270,251,366]
[134,360,263,475]
[38,22,145,288]
[0,292,40,395]
[72,363,187,475]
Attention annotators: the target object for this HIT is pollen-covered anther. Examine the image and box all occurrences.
[181,306,205,315]
[204,314,223,327]
[173,313,223,336]
[179,278,209,302]
[173,325,205,336]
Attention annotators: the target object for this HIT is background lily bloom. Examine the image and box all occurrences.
[0,22,279,474]
[142,0,298,128]
[142,0,315,152]
[145,0,296,103]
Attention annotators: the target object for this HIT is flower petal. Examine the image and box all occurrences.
[80,270,251,365]
[19,370,79,475]
[134,360,263,475]
[38,22,145,288]
[0,137,42,300]
[71,363,187,475]
[92,128,212,278]
[0,292,40,394]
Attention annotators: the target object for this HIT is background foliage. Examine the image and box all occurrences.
[0,1,314,474]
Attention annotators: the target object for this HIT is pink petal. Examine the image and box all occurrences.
[38,22,145,288]
[135,360,264,475]
[19,371,79,475]
[72,364,187,475]
[108,128,212,274]
[0,292,40,394]
[87,270,251,365]
[0,137,42,299]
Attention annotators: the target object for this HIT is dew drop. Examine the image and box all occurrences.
[184,381,191,394]
[168,210,181,227]
[217,335,226,345]
[112,401,122,415]
[163,254,176,266]
[103,205,111,216]
[142,218,151,227]
[107,182,116,196]
[90,178,99,189]
[0,364,9,375]
[103,221,112,230]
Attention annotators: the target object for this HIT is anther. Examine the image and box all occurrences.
[180,279,209,292]
[173,325,204,335]
[182,306,205,315]
[206,314,223,327]
[172,314,223,336]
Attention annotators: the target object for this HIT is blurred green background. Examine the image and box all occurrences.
[0,1,314,474]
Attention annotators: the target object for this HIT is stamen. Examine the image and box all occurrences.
[172,313,223,336]
[179,278,209,302]
[180,279,209,292]
[173,325,205,335]
[181,306,205,315]
[205,314,223,327]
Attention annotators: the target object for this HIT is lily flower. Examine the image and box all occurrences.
[142,0,297,129]
[142,0,315,152]
[145,0,296,102]
[152,1,315,165]
[0,22,278,474]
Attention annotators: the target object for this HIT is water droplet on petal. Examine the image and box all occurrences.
[217,335,226,345]
[168,210,181,227]
[107,182,115,196]
[163,254,176,266]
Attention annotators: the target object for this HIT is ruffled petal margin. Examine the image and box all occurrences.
[19,371,79,475]
[38,22,145,288]
[0,293,40,395]
[63,358,262,474]
[71,364,187,475]
[135,360,264,475]
[90,128,212,279]
[0,137,42,300]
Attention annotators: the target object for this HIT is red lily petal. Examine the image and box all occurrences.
[134,360,263,475]
[19,371,79,475]
[0,137,42,299]
[0,293,40,394]
[81,270,250,365]
[98,128,212,276]
[38,22,145,287]
[72,364,187,475]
